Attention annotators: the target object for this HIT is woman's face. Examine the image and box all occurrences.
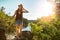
[18,5,23,10]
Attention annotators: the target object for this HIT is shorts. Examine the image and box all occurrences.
[15,20,23,25]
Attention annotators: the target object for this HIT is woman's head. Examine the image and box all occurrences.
[18,4,23,10]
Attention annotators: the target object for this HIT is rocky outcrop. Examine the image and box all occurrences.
[13,31,33,40]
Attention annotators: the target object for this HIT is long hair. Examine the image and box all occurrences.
[18,4,23,13]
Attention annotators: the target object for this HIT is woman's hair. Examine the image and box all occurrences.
[18,4,23,7]
[17,4,23,13]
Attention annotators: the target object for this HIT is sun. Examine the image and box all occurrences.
[42,1,54,16]
[36,0,54,18]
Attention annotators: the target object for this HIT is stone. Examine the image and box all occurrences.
[13,31,33,40]
[0,27,6,40]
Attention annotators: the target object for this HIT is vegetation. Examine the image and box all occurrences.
[0,7,15,33]
[30,13,60,40]
[0,6,60,40]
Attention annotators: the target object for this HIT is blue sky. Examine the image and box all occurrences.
[0,0,53,20]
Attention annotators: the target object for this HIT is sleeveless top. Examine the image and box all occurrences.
[15,10,23,20]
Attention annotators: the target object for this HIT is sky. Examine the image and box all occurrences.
[0,0,54,20]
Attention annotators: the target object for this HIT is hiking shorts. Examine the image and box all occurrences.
[15,20,23,25]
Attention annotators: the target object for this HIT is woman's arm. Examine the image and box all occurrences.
[23,8,29,13]
[11,10,17,19]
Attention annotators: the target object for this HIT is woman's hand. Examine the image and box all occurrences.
[23,8,29,13]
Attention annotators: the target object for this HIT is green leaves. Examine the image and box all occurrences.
[0,7,15,33]
[31,12,60,40]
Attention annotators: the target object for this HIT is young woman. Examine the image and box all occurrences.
[12,4,28,37]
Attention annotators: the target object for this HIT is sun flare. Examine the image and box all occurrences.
[36,0,54,18]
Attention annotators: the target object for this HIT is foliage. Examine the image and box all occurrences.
[30,13,60,40]
[0,7,15,33]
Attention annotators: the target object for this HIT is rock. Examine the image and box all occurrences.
[0,27,6,40]
[13,31,33,40]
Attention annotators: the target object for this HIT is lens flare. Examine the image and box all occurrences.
[36,0,54,17]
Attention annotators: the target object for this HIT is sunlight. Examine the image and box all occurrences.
[42,1,54,16]
[36,0,54,17]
